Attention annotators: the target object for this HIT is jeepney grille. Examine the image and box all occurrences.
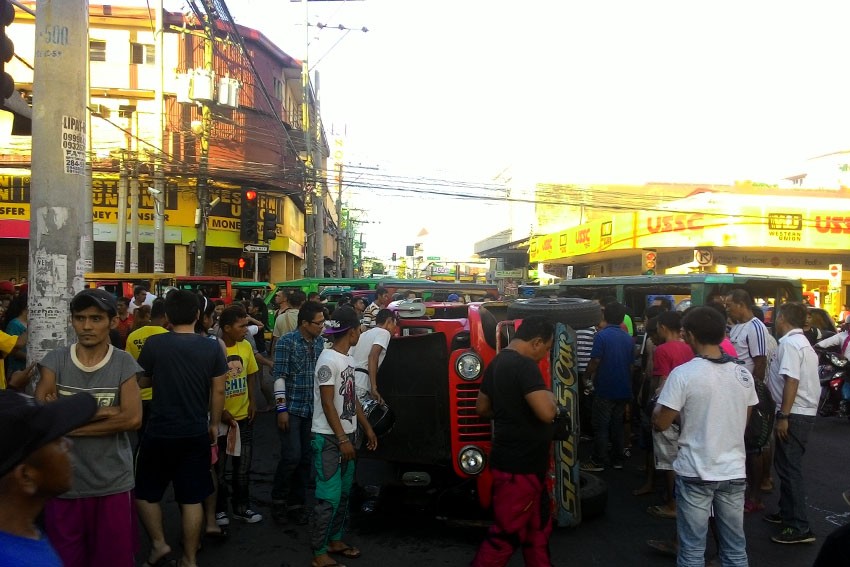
[455,383,491,442]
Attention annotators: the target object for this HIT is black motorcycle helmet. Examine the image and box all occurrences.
[362,398,396,438]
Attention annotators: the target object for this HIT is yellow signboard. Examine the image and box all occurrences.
[530,206,850,263]
[1,173,300,253]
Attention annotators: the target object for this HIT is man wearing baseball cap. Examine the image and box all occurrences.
[0,389,98,565]
[35,288,143,567]
[310,306,377,567]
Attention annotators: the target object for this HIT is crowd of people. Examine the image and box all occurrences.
[2,280,850,567]
[567,292,850,566]
[0,283,402,567]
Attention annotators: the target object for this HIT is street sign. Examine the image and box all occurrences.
[828,263,842,289]
[243,243,270,254]
[694,248,714,266]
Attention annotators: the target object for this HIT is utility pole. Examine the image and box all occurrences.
[301,0,316,278]
[115,164,128,271]
[153,0,166,273]
[194,2,214,275]
[335,162,343,275]
[129,158,140,273]
[29,0,89,358]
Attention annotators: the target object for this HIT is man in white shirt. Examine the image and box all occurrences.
[310,307,377,567]
[653,306,758,567]
[351,309,396,405]
[764,302,819,545]
[127,285,155,315]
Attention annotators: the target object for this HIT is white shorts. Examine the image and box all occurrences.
[653,424,680,471]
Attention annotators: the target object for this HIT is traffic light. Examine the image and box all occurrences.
[237,256,253,272]
[391,252,397,262]
[0,0,15,100]
[262,210,277,241]
[239,188,258,242]
[642,249,657,276]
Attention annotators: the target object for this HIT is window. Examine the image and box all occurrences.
[89,40,106,62]
[131,43,155,65]
[273,77,283,100]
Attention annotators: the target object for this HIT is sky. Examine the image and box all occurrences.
[134,0,850,260]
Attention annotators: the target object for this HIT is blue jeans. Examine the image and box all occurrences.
[591,397,625,465]
[271,413,313,509]
[676,475,748,567]
[774,413,815,533]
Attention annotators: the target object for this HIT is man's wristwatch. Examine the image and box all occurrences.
[776,411,789,420]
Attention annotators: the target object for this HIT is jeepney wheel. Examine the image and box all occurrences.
[507,297,602,329]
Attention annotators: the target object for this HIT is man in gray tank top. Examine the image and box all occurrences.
[35,288,143,567]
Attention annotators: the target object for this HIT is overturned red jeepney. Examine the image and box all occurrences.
[367,298,607,526]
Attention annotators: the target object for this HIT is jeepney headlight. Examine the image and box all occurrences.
[456,352,482,381]
[458,445,486,475]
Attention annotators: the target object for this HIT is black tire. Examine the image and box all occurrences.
[579,472,607,520]
[507,298,602,329]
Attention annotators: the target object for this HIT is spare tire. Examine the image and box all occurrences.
[507,298,601,329]
[579,472,607,520]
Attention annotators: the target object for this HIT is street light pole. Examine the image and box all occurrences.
[194,4,214,276]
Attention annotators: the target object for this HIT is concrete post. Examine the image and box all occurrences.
[115,167,128,271]
[129,162,140,273]
[153,0,166,273]
[29,0,89,360]
[153,169,165,273]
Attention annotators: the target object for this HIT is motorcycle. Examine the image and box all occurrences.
[816,347,848,417]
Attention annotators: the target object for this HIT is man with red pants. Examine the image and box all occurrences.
[472,315,557,566]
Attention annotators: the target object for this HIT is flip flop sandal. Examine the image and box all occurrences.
[329,546,361,560]
[647,539,678,557]
[647,505,677,519]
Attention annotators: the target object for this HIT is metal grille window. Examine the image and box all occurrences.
[131,43,155,65]
[90,40,106,62]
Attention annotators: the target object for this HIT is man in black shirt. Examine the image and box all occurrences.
[472,316,557,567]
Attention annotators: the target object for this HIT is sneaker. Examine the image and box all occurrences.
[580,460,604,472]
[214,512,229,527]
[763,512,783,524]
[771,528,816,544]
[232,508,263,524]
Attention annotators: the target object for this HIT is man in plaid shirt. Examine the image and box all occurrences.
[271,301,326,525]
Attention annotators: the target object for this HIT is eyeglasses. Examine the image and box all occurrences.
[309,319,325,326]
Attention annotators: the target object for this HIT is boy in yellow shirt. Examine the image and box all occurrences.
[214,304,261,525]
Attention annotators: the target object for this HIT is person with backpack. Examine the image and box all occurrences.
[763,302,819,545]
[652,306,758,567]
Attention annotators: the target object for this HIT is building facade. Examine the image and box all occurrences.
[0,2,348,281]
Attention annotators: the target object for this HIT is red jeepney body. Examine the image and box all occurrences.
[374,298,599,524]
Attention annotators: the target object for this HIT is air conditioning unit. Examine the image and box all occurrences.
[90,103,109,118]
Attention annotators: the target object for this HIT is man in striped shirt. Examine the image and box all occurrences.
[726,289,770,513]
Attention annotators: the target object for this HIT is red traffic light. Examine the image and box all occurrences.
[244,189,257,202]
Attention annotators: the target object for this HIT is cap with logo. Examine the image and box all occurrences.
[70,288,118,317]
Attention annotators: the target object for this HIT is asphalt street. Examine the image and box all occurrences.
[137,410,850,567]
